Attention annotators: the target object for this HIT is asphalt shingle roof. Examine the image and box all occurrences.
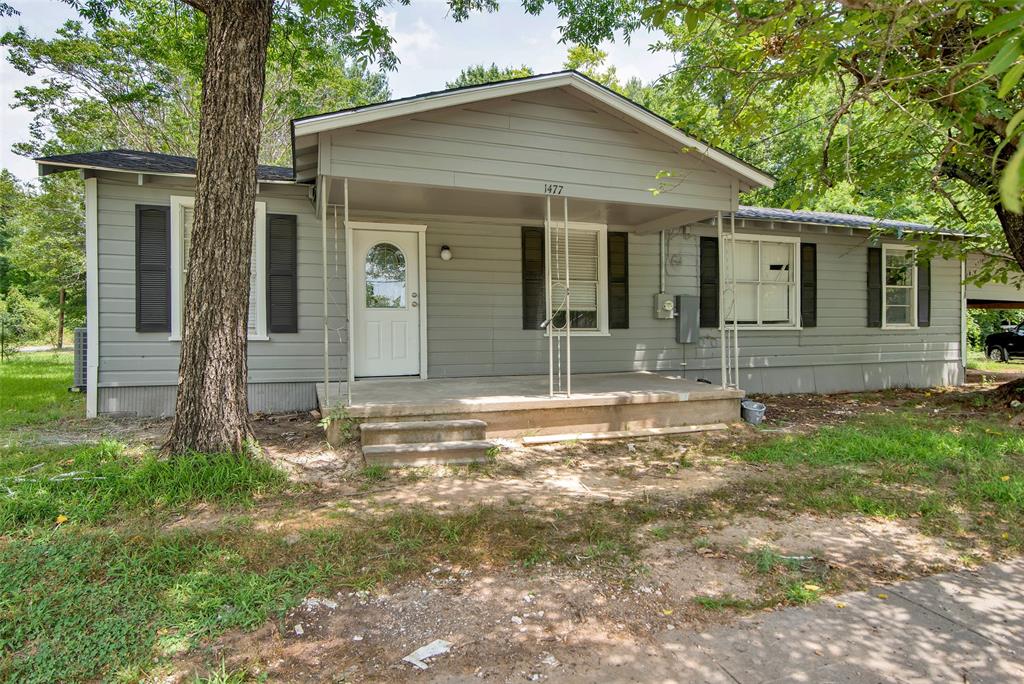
[36,149,294,181]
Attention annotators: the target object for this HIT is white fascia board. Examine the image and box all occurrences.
[294,73,775,191]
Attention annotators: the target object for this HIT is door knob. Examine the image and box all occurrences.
[412,301,418,307]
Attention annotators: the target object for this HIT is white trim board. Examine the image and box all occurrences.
[84,176,99,418]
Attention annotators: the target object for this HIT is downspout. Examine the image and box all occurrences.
[320,176,331,406]
[344,178,353,406]
[717,211,726,389]
[960,258,967,382]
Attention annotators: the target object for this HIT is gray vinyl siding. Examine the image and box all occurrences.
[420,216,965,393]
[94,172,345,397]
[965,253,1024,305]
[98,382,318,417]
[326,88,734,213]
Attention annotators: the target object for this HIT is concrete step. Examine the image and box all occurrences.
[362,440,496,467]
[360,419,487,446]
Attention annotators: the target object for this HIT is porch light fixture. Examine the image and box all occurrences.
[440,245,453,261]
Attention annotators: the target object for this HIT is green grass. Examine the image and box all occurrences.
[724,413,1024,548]
[0,441,288,531]
[966,349,1024,374]
[0,502,655,681]
[693,594,753,610]
[0,351,82,428]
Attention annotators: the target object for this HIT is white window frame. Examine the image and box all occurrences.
[169,195,267,341]
[882,244,918,330]
[546,221,609,337]
[722,233,801,330]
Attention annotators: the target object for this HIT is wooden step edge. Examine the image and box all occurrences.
[362,439,496,454]
[520,423,730,445]
[360,419,488,433]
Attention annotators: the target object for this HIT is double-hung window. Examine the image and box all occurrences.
[169,196,267,340]
[882,244,916,328]
[548,223,608,334]
[722,235,800,328]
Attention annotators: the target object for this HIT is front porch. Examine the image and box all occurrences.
[316,371,744,444]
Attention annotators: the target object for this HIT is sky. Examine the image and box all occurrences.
[0,0,677,181]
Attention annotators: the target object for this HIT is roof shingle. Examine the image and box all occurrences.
[36,149,294,181]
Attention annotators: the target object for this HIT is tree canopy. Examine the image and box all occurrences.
[540,0,1024,275]
[2,0,391,166]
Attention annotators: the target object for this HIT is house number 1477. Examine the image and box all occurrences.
[543,183,564,195]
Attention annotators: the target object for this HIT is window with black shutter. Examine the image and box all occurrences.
[267,214,298,333]
[135,205,171,332]
[800,243,817,328]
[607,231,629,329]
[867,246,883,327]
[699,236,719,327]
[917,258,931,327]
[522,227,545,330]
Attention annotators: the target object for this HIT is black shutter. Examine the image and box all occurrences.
[522,227,546,330]
[867,246,882,327]
[135,205,170,333]
[800,243,817,328]
[607,231,629,329]
[917,257,931,327]
[699,236,719,328]
[267,214,298,333]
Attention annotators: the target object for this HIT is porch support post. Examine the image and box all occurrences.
[563,196,571,398]
[731,210,739,388]
[717,211,727,389]
[344,177,353,406]
[321,176,332,406]
[545,195,553,397]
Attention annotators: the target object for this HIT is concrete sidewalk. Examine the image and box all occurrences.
[570,557,1024,683]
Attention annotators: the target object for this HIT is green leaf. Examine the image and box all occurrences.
[965,38,1007,64]
[999,61,1024,97]
[685,10,698,32]
[986,37,1023,76]
[973,10,1024,37]
[999,144,1024,213]
[1006,108,1024,138]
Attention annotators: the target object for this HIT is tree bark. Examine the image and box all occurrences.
[994,204,1024,273]
[164,0,273,455]
[56,287,65,350]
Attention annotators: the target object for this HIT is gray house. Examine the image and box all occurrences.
[37,71,1023,440]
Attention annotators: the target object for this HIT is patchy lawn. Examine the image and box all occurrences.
[2,354,1023,682]
[0,351,82,429]
[967,349,1024,375]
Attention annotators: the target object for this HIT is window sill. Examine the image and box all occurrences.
[881,325,919,331]
[701,326,802,331]
[544,330,611,337]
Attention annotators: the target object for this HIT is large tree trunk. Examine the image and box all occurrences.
[995,204,1024,272]
[164,0,273,455]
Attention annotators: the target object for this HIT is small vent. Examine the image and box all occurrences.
[73,327,87,391]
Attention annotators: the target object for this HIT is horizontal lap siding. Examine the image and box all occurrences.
[328,88,733,212]
[424,219,965,393]
[425,220,681,377]
[95,173,345,389]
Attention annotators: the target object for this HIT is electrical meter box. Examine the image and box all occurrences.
[654,293,675,319]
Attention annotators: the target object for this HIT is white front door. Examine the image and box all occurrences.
[353,229,421,377]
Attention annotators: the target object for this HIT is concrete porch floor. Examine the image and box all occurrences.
[316,372,744,438]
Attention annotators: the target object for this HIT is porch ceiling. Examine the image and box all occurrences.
[323,177,715,229]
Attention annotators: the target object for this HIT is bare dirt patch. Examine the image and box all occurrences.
[706,512,964,582]
[174,562,679,683]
